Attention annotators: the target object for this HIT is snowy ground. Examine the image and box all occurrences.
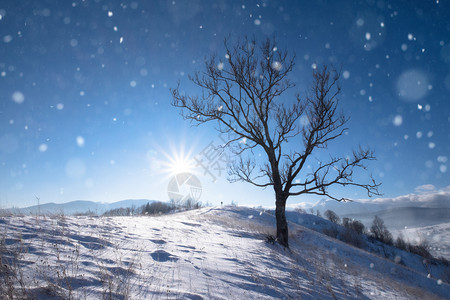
[1,206,449,299]
[393,223,450,261]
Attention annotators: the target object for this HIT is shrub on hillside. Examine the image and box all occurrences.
[342,217,365,235]
[322,226,339,238]
[143,202,172,215]
[341,227,364,248]
[370,216,393,245]
[324,210,340,224]
[409,242,432,259]
[395,234,408,251]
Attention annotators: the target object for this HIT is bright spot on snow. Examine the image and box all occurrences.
[130,80,137,87]
[416,131,423,139]
[120,37,124,43]
[417,104,423,110]
[380,22,385,27]
[38,143,48,152]
[343,70,350,79]
[365,32,371,40]
[401,44,407,51]
[427,131,433,138]
[108,11,113,17]
[271,61,282,71]
[437,279,443,285]
[225,54,230,60]
[80,91,85,96]
[360,89,366,96]
[396,70,429,102]
[428,142,436,149]
[217,62,224,70]
[254,19,261,25]
[56,103,64,110]
[311,63,317,69]
[65,158,86,179]
[113,26,118,31]
[408,33,414,40]
[370,263,374,268]
[440,165,447,173]
[12,91,25,104]
[393,115,403,126]
[76,136,85,147]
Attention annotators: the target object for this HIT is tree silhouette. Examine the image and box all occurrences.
[171,37,380,248]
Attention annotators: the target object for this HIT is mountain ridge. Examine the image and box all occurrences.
[1,199,157,215]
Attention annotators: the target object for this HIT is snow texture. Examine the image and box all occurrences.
[1,206,448,299]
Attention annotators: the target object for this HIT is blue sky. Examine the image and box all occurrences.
[0,0,449,208]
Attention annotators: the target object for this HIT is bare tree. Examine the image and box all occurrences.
[370,215,393,245]
[171,37,380,248]
[324,210,340,224]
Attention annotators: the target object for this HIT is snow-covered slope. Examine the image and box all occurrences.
[1,207,448,299]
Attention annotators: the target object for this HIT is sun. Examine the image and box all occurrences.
[161,143,197,176]
[167,154,196,175]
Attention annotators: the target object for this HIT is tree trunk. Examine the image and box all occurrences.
[275,192,289,248]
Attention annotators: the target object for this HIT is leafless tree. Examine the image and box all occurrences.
[370,215,393,245]
[324,210,340,224]
[171,37,380,248]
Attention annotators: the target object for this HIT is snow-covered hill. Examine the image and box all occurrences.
[1,207,448,299]
[308,197,450,231]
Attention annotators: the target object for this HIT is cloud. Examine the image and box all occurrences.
[414,184,436,193]
[357,185,450,208]
[290,186,450,211]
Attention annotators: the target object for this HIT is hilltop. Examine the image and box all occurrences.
[1,206,448,299]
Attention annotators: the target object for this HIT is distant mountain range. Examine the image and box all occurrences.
[308,196,450,230]
[2,199,156,215]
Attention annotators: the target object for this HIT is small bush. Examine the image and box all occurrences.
[324,210,340,224]
[395,235,408,251]
[409,243,432,259]
[341,228,364,248]
[143,201,172,215]
[342,218,365,235]
[323,226,339,238]
[265,234,276,245]
[370,216,393,245]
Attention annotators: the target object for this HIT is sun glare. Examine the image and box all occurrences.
[161,143,197,176]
